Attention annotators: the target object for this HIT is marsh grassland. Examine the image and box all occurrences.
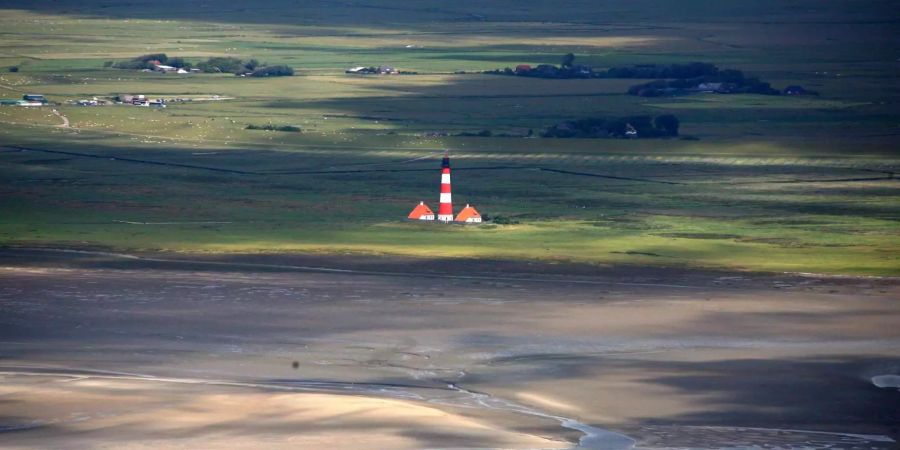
[0,1,897,275]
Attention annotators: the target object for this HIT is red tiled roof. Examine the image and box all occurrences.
[408,201,435,219]
[455,204,481,222]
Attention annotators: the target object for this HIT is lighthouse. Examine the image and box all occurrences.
[437,153,454,222]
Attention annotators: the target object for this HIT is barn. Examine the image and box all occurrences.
[22,94,48,104]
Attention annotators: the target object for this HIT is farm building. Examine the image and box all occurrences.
[153,64,178,73]
[515,64,532,73]
[346,65,398,75]
[573,65,593,76]
[119,94,145,103]
[22,94,47,104]
[695,82,722,93]
[625,123,638,137]
[455,204,482,223]
[407,201,435,221]
[784,85,810,95]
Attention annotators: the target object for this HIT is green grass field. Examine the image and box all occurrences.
[1,2,898,275]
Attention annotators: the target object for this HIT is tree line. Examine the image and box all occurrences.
[486,55,785,96]
[541,114,680,139]
[105,54,293,77]
[447,114,682,140]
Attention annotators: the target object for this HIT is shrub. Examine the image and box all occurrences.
[246,124,301,132]
[197,57,246,73]
[602,62,719,79]
[8,66,18,72]
[112,53,169,70]
[491,215,520,225]
[654,114,680,136]
[542,114,680,139]
[454,129,493,137]
[167,57,191,69]
[250,65,294,77]
[141,53,168,64]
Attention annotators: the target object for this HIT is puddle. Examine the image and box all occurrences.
[443,382,634,450]
[872,374,900,390]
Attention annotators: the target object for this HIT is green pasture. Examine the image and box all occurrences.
[2,130,897,274]
[0,2,897,275]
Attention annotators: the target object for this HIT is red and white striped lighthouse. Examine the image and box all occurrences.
[437,152,454,222]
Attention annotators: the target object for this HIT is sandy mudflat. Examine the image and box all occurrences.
[0,374,567,449]
[0,248,898,449]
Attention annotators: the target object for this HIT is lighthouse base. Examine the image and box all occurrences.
[437,214,454,222]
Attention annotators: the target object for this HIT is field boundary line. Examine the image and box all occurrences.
[5,247,703,289]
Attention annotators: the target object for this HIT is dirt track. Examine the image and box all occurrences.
[50,109,69,128]
[0,247,898,449]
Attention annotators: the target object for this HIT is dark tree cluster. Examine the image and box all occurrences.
[107,53,173,70]
[485,55,787,97]
[487,57,718,81]
[455,129,494,137]
[483,214,519,225]
[167,57,191,69]
[602,62,720,79]
[248,64,294,77]
[486,64,594,79]
[246,124,301,132]
[600,62,779,96]
[488,58,726,81]
[195,57,292,76]
[541,114,680,139]
[107,54,293,77]
[483,53,594,78]
[626,68,780,97]
[196,57,259,74]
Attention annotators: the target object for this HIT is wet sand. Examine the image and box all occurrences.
[0,247,898,449]
[0,373,571,450]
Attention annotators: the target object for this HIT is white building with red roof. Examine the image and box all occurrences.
[455,204,482,223]
[407,201,435,221]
